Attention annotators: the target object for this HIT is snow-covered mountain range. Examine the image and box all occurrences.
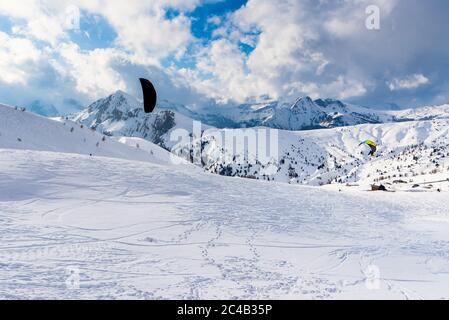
[68,91,449,191]
[73,90,449,132]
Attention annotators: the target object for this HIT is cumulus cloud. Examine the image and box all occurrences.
[189,0,375,102]
[0,0,448,112]
[0,31,42,84]
[195,39,249,101]
[0,0,205,110]
[188,0,448,107]
[324,0,398,38]
[324,76,368,100]
[0,1,200,61]
[80,1,194,64]
[0,2,73,44]
[55,43,128,99]
[207,15,221,26]
[388,74,430,91]
[189,0,320,102]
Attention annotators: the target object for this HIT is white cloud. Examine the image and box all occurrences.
[74,0,200,64]
[325,76,368,100]
[189,0,369,102]
[194,39,252,102]
[0,31,42,84]
[56,43,127,99]
[0,0,418,107]
[0,0,447,111]
[310,52,330,76]
[207,15,221,26]
[0,0,203,107]
[188,0,324,102]
[0,1,200,62]
[388,74,429,91]
[0,2,71,45]
[324,0,399,38]
[283,76,368,100]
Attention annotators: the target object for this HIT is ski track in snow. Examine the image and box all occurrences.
[1,149,449,299]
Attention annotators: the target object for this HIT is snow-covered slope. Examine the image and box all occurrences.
[117,136,199,171]
[0,103,176,164]
[2,148,449,299]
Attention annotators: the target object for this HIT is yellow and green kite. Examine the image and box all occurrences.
[359,140,377,156]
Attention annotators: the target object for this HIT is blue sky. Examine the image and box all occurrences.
[68,13,117,50]
[189,0,247,39]
[0,0,449,114]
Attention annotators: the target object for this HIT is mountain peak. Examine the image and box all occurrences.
[112,89,129,96]
[110,90,137,102]
[295,96,313,103]
[291,96,315,110]
[87,90,141,114]
[314,98,345,109]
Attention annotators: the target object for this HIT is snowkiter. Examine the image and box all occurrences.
[359,140,377,156]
